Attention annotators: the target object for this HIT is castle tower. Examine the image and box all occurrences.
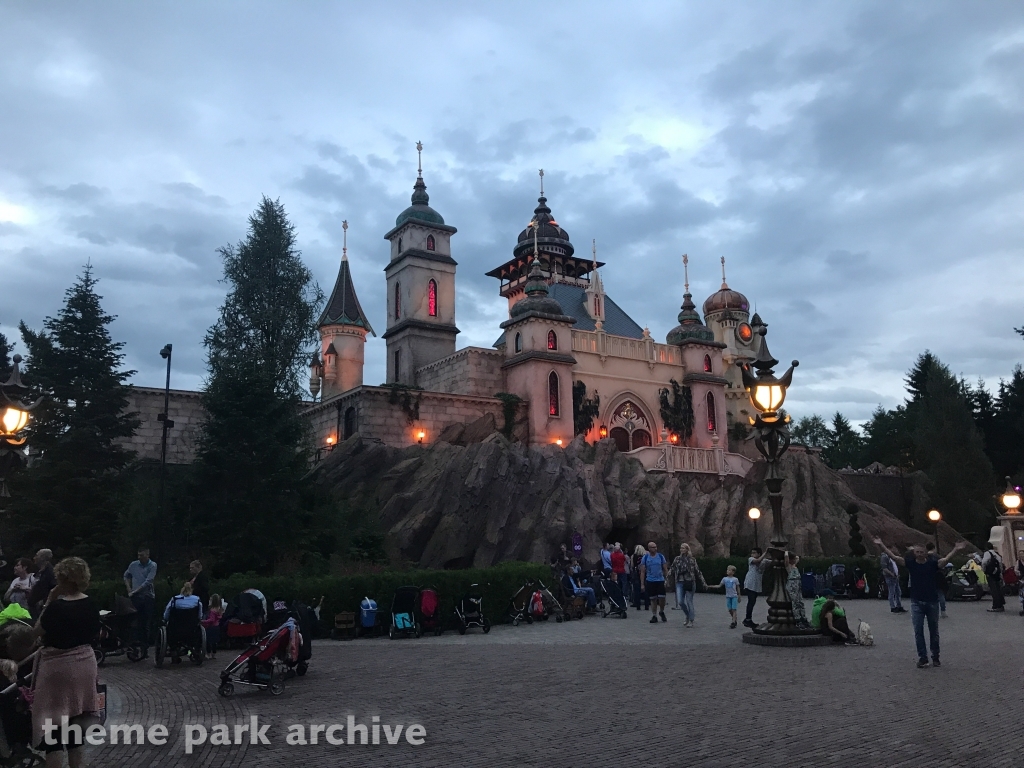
[382,142,459,385]
[311,220,375,399]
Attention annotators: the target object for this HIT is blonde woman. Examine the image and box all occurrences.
[33,557,100,768]
[671,544,706,627]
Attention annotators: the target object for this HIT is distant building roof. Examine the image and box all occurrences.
[318,258,375,335]
[494,283,643,347]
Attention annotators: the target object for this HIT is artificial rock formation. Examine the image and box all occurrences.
[312,433,961,569]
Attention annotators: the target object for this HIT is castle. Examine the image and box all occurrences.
[124,153,770,479]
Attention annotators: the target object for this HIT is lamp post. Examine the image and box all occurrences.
[156,345,174,560]
[927,509,941,550]
[1001,478,1021,515]
[0,355,41,499]
[748,507,761,547]
[738,327,812,642]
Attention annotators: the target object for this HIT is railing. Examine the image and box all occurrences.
[625,445,755,477]
[571,330,681,365]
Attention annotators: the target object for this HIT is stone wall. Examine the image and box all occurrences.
[304,386,526,451]
[120,387,205,464]
[414,346,505,398]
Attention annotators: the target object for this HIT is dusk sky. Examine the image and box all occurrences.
[1,2,1022,423]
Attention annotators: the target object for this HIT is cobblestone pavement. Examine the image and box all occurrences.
[87,595,1023,768]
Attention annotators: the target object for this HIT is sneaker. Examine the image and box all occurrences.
[742,619,755,628]
[730,620,737,628]
[660,611,667,623]
[987,608,1005,613]
[917,658,930,668]
[650,616,658,624]
[941,611,948,618]
[932,658,941,667]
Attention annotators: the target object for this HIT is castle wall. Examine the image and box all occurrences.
[414,346,504,397]
[119,387,205,464]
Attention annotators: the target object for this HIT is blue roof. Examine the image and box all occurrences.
[493,283,644,347]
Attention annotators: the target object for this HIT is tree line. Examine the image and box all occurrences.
[791,347,1024,536]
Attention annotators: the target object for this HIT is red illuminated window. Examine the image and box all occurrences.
[395,282,401,320]
[547,330,557,350]
[703,354,712,373]
[594,297,601,316]
[428,279,437,317]
[426,235,435,251]
[549,372,559,416]
[706,391,717,432]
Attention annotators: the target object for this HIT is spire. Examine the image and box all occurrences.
[667,253,714,345]
[683,254,690,293]
[410,141,429,205]
[416,140,423,178]
[318,221,375,335]
[539,168,544,196]
[720,256,728,289]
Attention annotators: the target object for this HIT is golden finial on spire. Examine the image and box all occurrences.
[342,219,348,261]
[416,141,423,176]
[682,254,689,294]
[539,168,544,196]
[720,255,728,289]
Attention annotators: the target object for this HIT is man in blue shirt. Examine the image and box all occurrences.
[600,543,613,578]
[124,547,158,659]
[640,541,669,624]
[873,537,965,668]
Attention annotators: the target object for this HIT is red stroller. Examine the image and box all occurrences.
[418,587,443,636]
[218,616,303,697]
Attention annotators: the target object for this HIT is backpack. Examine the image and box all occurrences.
[984,553,1003,579]
[529,591,545,617]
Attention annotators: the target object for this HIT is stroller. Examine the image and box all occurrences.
[947,565,984,601]
[599,577,628,618]
[454,584,490,634]
[507,581,537,626]
[535,581,564,623]
[95,594,141,665]
[418,587,443,636]
[801,570,817,599]
[847,567,869,599]
[826,564,848,596]
[218,608,306,697]
[223,591,266,648]
[390,586,421,639]
[0,645,43,767]
[156,600,205,668]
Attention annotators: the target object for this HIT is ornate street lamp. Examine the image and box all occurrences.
[0,355,42,498]
[738,328,814,643]
[748,507,761,546]
[927,509,941,549]
[1001,478,1021,514]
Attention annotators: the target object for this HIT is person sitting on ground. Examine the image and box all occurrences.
[812,597,856,644]
[5,557,36,610]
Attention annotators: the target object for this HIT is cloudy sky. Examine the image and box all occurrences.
[1,1,1022,423]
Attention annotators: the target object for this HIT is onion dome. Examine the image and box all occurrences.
[667,292,715,345]
[512,196,575,260]
[703,283,750,315]
[509,258,565,319]
[395,175,446,228]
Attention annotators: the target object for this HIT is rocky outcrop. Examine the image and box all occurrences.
[312,434,966,569]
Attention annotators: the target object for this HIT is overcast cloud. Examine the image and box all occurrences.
[1,1,1022,423]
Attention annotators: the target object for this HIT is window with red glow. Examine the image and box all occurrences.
[594,297,601,316]
[547,330,557,350]
[394,282,401,320]
[549,372,559,416]
[706,391,717,432]
[426,235,435,251]
[428,279,437,317]
[703,354,712,373]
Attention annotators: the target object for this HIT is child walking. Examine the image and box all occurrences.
[202,593,225,659]
[710,565,742,628]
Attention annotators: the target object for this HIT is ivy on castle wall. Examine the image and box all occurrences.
[383,382,422,424]
[659,379,694,442]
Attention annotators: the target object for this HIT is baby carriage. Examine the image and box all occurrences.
[826,564,847,596]
[223,591,265,648]
[847,567,869,599]
[0,645,43,767]
[599,577,628,619]
[454,584,490,634]
[507,581,537,626]
[156,600,205,668]
[418,587,443,636]
[801,570,817,599]
[94,594,141,665]
[218,615,303,697]
[947,565,984,601]
[390,586,421,639]
[535,581,564,623]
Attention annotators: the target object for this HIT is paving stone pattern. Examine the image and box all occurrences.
[91,596,1024,767]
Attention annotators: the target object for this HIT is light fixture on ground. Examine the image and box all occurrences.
[927,509,941,549]
[748,507,761,546]
[0,355,42,499]
[738,328,819,645]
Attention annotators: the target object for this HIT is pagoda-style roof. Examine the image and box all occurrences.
[486,255,605,299]
[318,257,375,335]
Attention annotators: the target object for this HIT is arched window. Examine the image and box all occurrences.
[548,372,560,416]
[706,391,717,432]
[428,279,437,317]
[343,406,356,439]
[398,237,403,253]
[703,354,712,373]
[394,349,402,380]
[426,234,435,251]
[593,296,601,317]
[514,332,522,353]
[547,330,557,350]
[394,282,401,320]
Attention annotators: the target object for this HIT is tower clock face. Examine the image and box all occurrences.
[736,322,753,344]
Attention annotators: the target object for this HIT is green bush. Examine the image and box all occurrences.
[694,556,883,594]
[88,561,554,633]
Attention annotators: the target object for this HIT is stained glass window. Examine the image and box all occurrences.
[706,391,717,432]
[703,354,712,373]
[549,372,559,416]
[426,235,435,251]
[547,330,557,350]
[428,279,437,317]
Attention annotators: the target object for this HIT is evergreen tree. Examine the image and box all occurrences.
[0,332,11,380]
[572,381,600,436]
[860,405,914,469]
[905,351,939,405]
[658,380,694,442]
[821,412,864,469]
[992,366,1024,480]
[191,198,323,574]
[11,266,139,561]
[791,414,829,448]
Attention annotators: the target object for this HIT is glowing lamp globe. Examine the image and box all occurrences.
[1001,477,1021,514]
[927,509,941,523]
[1,406,29,437]
[748,507,761,521]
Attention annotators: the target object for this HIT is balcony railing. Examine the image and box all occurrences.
[625,444,754,477]
[571,329,681,365]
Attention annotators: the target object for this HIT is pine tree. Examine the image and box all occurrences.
[791,414,829,448]
[905,351,939,404]
[191,198,324,574]
[0,332,11,380]
[572,381,600,436]
[821,412,864,469]
[860,405,914,469]
[11,266,139,561]
[992,366,1024,480]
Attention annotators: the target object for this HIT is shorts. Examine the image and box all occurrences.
[726,596,738,611]
[645,581,666,598]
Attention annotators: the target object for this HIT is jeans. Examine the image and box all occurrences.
[938,591,946,613]
[680,588,695,622]
[885,577,902,610]
[574,586,597,608]
[205,624,220,654]
[910,599,940,661]
[131,594,155,654]
[615,573,629,601]
[743,588,759,623]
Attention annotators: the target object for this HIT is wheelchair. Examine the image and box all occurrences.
[156,604,206,668]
